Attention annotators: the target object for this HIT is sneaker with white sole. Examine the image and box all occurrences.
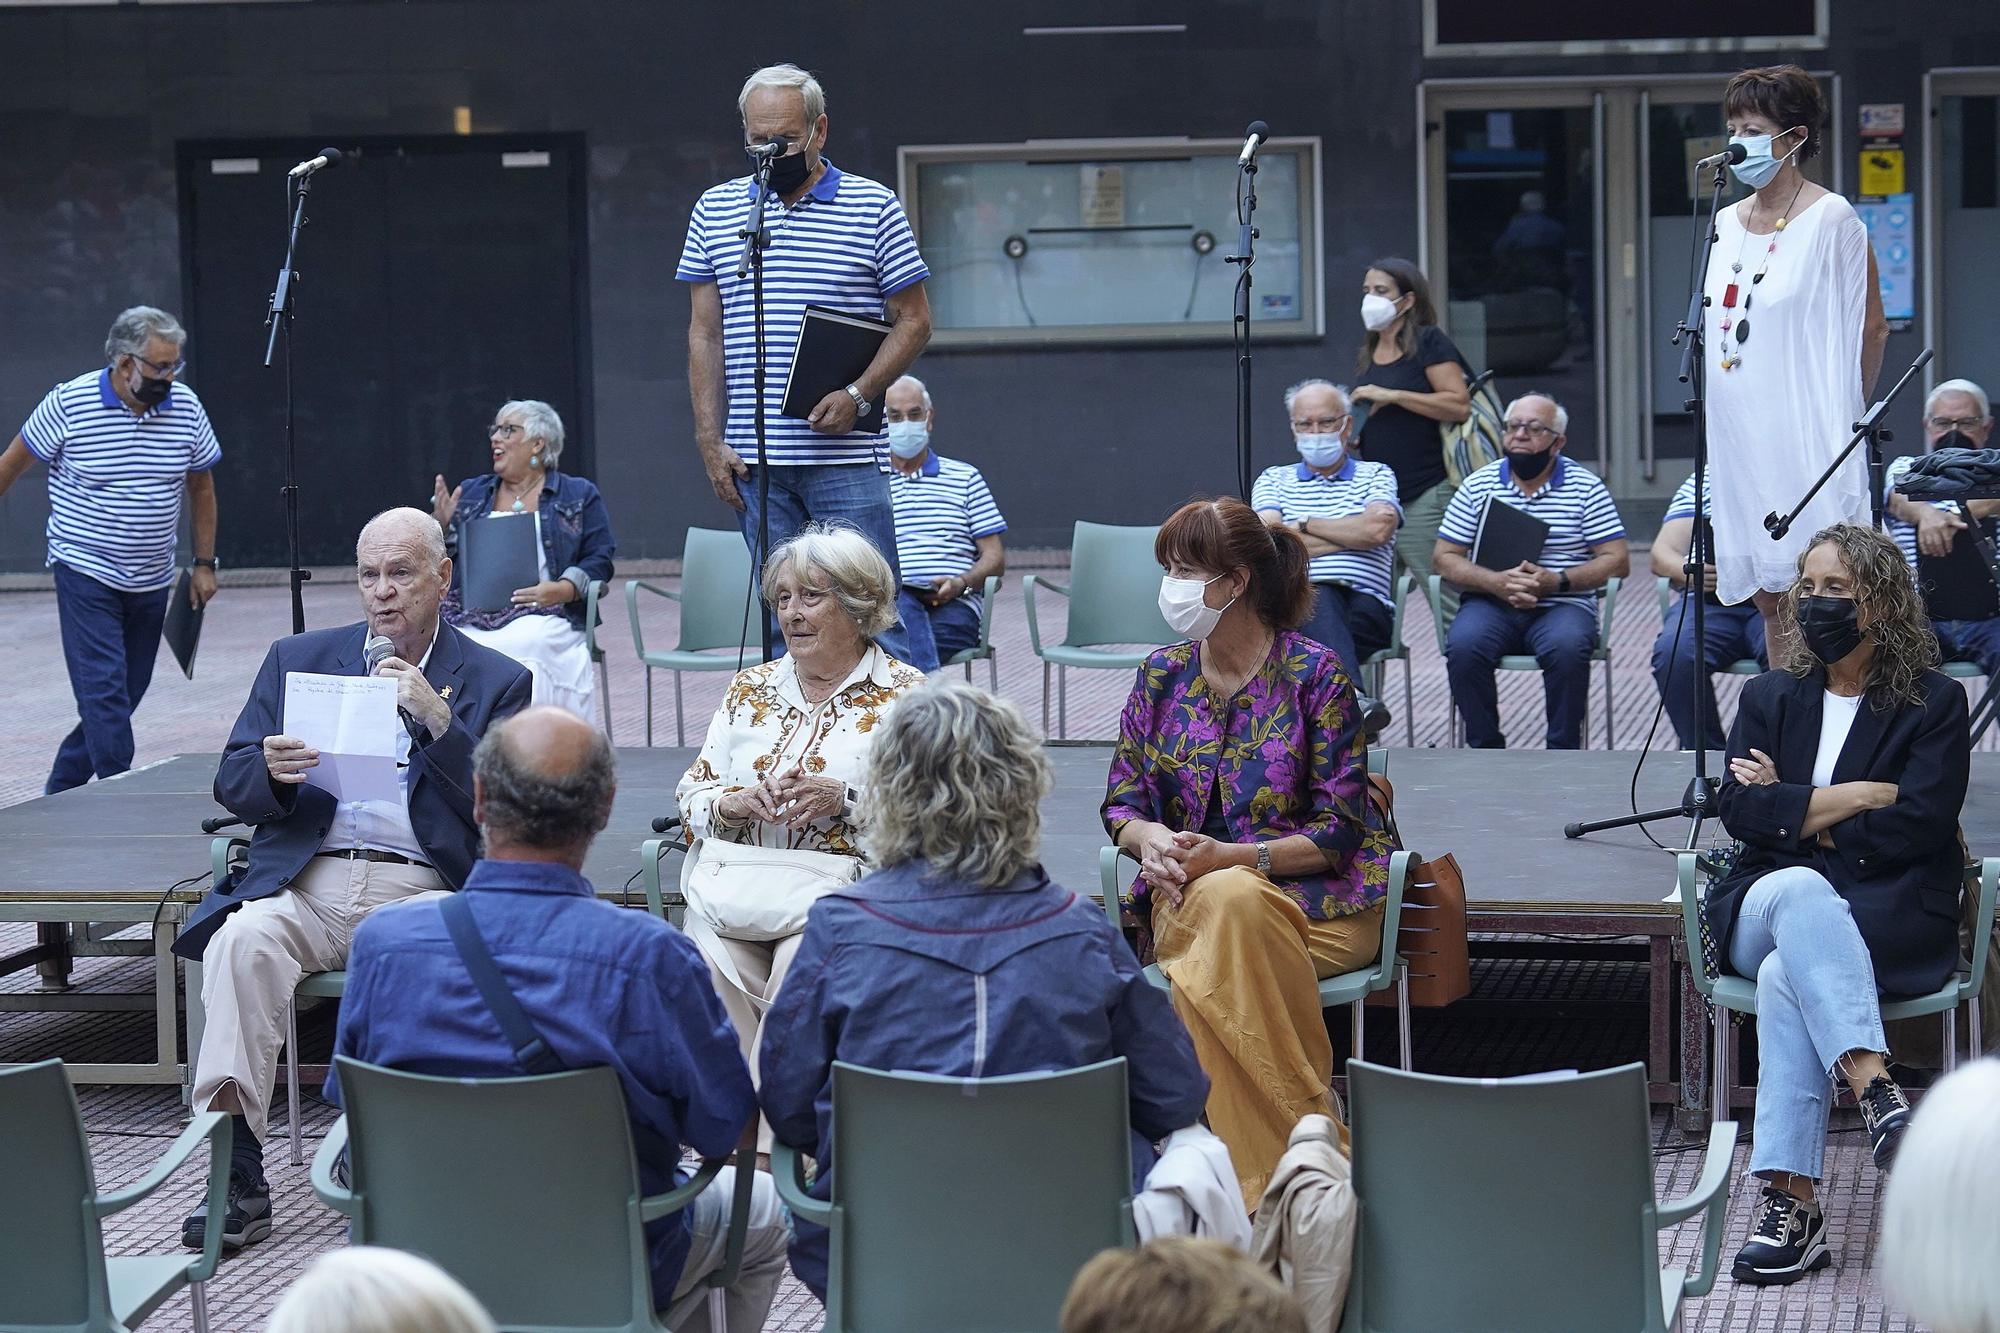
[1859,1073,1914,1172]
[1731,1186,1830,1285]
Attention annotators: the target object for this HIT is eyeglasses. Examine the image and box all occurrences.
[132,353,185,378]
[1503,420,1559,440]
[1928,416,1987,432]
[489,423,525,438]
[1291,414,1352,433]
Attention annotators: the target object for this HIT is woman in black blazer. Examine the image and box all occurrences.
[1710,523,1970,1287]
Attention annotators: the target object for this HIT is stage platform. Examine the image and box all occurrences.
[8,746,1999,1121]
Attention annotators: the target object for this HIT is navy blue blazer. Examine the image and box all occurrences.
[174,621,533,961]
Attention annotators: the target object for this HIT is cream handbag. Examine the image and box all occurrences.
[681,838,862,942]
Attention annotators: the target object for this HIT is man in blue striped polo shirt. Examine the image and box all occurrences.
[1883,377,2000,678]
[1651,466,1766,750]
[883,375,1007,672]
[1252,378,1401,687]
[679,63,932,660]
[0,307,221,792]
[1434,393,1629,749]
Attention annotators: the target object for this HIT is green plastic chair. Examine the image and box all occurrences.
[313,1057,754,1333]
[1676,850,1999,1124]
[0,1060,229,1333]
[1023,522,1175,739]
[1359,572,1416,747]
[772,1059,1135,1333]
[626,527,758,746]
[1343,1059,1737,1333]
[1653,576,1762,679]
[941,574,1002,688]
[584,578,614,740]
[1426,572,1623,749]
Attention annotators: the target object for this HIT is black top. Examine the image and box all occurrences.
[1354,323,1464,504]
[1707,667,1970,999]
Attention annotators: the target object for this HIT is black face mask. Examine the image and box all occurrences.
[130,372,171,407]
[763,140,813,195]
[1934,428,1975,453]
[1505,447,1555,481]
[1797,594,1864,666]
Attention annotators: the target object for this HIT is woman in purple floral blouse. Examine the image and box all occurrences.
[1102,496,1394,1210]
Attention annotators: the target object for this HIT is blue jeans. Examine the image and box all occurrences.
[1727,866,1888,1182]
[1934,616,2000,678]
[736,464,911,662]
[48,562,171,794]
[896,588,983,673]
[1301,582,1393,689]
[1650,596,1766,750]
[1445,595,1596,749]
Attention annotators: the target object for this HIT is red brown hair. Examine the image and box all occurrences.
[1155,496,1312,630]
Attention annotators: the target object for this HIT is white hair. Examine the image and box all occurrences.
[1881,1060,2000,1333]
[760,522,899,638]
[1506,392,1569,437]
[738,63,825,126]
[1925,377,1991,423]
[497,399,565,467]
[266,1247,496,1333]
[890,374,933,413]
[1282,378,1350,416]
[360,507,448,567]
[104,306,185,363]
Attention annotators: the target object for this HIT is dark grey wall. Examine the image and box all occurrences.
[2,0,1999,566]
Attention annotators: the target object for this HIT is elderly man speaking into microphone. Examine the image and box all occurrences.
[173,506,531,1252]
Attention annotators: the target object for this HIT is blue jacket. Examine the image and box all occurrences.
[175,621,533,961]
[758,860,1210,1299]
[325,859,755,1308]
[442,469,616,631]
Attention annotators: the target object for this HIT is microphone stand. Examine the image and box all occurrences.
[1565,157,1733,847]
[1765,347,1933,541]
[1227,150,1260,501]
[263,171,318,636]
[735,151,780,664]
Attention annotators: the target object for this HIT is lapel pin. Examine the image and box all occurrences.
[440,685,453,700]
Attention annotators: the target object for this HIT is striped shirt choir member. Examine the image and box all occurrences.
[679,63,932,660]
[1649,467,1766,751]
[0,306,221,793]
[883,375,1006,672]
[1882,377,2000,678]
[1433,392,1629,749]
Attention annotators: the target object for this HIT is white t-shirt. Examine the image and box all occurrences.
[1812,690,1864,787]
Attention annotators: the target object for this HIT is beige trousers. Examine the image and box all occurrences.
[191,855,446,1142]
[692,928,804,1155]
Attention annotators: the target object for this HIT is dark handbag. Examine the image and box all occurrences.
[1364,773,1471,1008]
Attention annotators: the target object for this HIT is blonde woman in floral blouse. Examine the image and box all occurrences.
[676,524,922,1140]
[1103,497,1394,1211]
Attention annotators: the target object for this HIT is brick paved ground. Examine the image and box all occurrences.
[0,551,1949,1330]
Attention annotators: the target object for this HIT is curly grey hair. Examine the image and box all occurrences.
[104,306,185,364]
[497,399,565,467]
[761,522,899,639]
[862,678,1052,888]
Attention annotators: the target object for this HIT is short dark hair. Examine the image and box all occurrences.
[473,719,616,851]
[1156,496,1312,631]
[1723,64,1827,163]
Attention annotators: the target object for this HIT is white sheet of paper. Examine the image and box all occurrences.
[283,672,401,804]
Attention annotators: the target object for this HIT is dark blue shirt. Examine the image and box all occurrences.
[758,860,1210,1298]
[326,859,754,1305]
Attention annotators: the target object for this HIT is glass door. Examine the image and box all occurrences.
[1930,76,2000,389]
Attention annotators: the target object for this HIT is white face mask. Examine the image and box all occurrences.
[1296,433,1346,469]
[1361,292,1401,332]
[885,420,930,458]
[1159,573,1235,641]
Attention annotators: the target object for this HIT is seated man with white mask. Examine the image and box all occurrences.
[885,374,1007,672]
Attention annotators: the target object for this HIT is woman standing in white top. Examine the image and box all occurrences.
[1706,65,1890,615]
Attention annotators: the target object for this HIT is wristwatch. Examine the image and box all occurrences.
[844,383,871,417]
[192,557,219,570]
[1293,518,1308,535]
[1256,841,1272,874]
[1556,571,1572,595]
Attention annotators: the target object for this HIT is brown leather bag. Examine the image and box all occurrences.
[1364,772,1471,1009]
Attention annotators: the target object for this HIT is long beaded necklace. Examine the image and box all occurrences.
[1718,177,1807,372]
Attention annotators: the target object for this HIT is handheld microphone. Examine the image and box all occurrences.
[288,147,344,179]
[748,138,789,161]
[1236,120,1269,168]
[364,634,397,672]
[1693,142,1748,172]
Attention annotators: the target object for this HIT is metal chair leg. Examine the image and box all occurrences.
[1058,665,1068,740]
[707,1287,726,1332]
[644,668,654,747]
[1945,1005,1959,1074]
[1350,998,1365,1065]
[1041,661,1052,736]
[1401,659,1414,747]
[1396,961,1413,1070]
[598,660,614,743]
[988,651,998,692]
[1604,659,1617,749]
[286,999,303,1166]
[190,1279,210,1333]
[674,673,686,748]
[1974,996,1985,1061]
[1712,1006,1729,1128]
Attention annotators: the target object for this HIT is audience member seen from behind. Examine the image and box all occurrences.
[1103,497,1394,1211]
[1650,466,1767,750]
[883,374,1007,672]
[1881,1061,2000,1333]
[1059,1237,1309,1333]
[1433,392,1631,749]
[265,1247,495,1333]
[1710,523,1969,1286]
[175,508,533,1254]
[327,707,787,1329]
[433,399,616,721]
[1346,258,1471,617]
[760,678,1209,1300]
[675,524,924,1147]
[1883,377,2000,679]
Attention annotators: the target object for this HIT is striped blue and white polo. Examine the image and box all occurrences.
[1438,455,1626,611]
[890,451,1006,611]
[18,369,221,592]
[1664,467,1711,522]
[1251,456,1402,609]
[1883,454,1962,572]
[676,160,929,468]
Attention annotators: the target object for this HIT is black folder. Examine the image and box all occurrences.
[163,567,202,679]
[1917,523,2000,623]
[461,513,542,613]
[780,305,890,432]
[1470,495,1551,572]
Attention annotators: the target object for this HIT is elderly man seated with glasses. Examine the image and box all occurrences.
[1883,377,2000,680]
